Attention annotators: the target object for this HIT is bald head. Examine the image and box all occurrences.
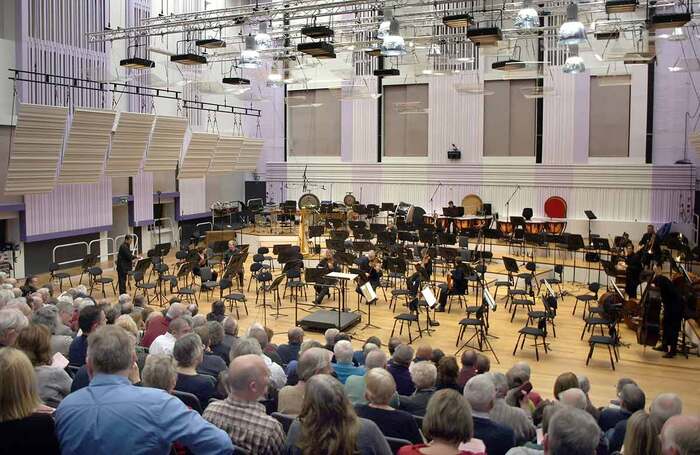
[227,354,270,401]
[651,394,683,427]
[558,388,587,410]
[661,415,700,455]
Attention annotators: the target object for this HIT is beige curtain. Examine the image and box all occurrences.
[288,89,341,156]
[384,84,429,157]
[484,80,536,156]
[589,76,630,158]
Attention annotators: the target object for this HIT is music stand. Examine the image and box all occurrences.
[352,241,373,253]
[370,223,387,234]
[592,238,610,251]
[584,210,597,245]
[325,239,346,252]
[419,286,438,335]
[456,286,500,363]
[510,216,526,230]
[398,231,417,245]
[358,281,380,330]
[381,202,396,212]
[502,256,520,276]
[333,251,357,269]
[567,234,585,283]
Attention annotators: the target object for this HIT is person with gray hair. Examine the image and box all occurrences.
[651,393,683,428]
[248,322,284,366]
[0,308,29,347]
[229,336,286,390]
[323,327,339,351]
[203,354,285,454]
[345,349,400,408]
[33,305,72,357]
[575,375,600,420]
[558,388,588,410]
[191,314,207,329]
[55,298,75,337]
[599,379,642,431]
[220,316,239,355]
[0,288,15,309]
[544,407,601,455]
[278,347,332,415]
[118,293,134,315]
[149,316,192,357]
[660,415,700,455]
[332,339,365,384]
[387,344,415,395]
[142,354,178,392]
[207,320,229,365]
[398,360,438,416]
[606,384,647,452]
[489,372,536,445]
[173,333,217,406]
[277,326,304,364]
[55,326,233,454]
[465,374,516,455]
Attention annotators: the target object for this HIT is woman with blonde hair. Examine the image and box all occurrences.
[286,374,392,455]
[0,347,60,453]
[623,410,661,455]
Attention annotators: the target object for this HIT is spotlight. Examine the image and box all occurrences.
[515,4,539,29]
[380,18,406,56]
[650,11,691,29]
[196,38,226,49]
[120,57,155,69]
[559,4,586,45]
[255,22,272,50]
[300,25,334,39]
[442,13,473,28]
[222,77,250,85]
[467,27,503,45]
[378,9,393,39]
[563,55,585,74]
[297,41,336,58]
[170,53,207,65]
[238,35,260,69]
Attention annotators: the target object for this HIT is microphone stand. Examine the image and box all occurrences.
[429,183,442,216]
[505,185,520,220]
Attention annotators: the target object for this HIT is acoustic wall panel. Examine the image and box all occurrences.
[178,132,218,179]
[4,104,68,195]
[58,109,116,184]
[209,136,243,174]
[237,138,264,172]
[106,112,155,176]
[143,116,188,171]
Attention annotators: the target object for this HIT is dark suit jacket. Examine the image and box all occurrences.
[398,388,436,417]
[472,416,516,455]
[116,242,136,272]
[277,342,302,365]
[598,407,631,432]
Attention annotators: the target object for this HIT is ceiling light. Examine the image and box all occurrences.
[650,11,691,29]
[378,9,393,39]
[668,27,687,41]
[443,13,473,28]
[515,0,539,29]
[301,25,334,39]
[455,57,475,63]
[492,59,526,71]
[422,68,434,75]
[381,18,406,56]
[559,4,586,45]
[255,22,272,50]
[196,38,226,49]
[563,55,585,74]
[468,27,503,45]
[120,57,155,69]
[268,65,282,82]
[297,41,336,58]
[428,43,442,56]
[170,53,207,65]
[238,35,260,69]
[623,52,655,64]
[605,0,637,13]
[222,77,250,85]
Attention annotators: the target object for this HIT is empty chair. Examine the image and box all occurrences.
[197,267,218,299]
[218,278,247,319]
[391,298,422,344]
[513,317,548,361]
[586,323,619,370]
[88,267,116,298]
[573,282,600,317]
[133,271,157,306]
[49,261,73,292]
[258,247,275,271]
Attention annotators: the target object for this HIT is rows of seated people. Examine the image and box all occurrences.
[0,271,698,455]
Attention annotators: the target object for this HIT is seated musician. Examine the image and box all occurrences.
[615,232,633,252]
[436,260,468,312]
[406,263,429,298]
[618,244,643,299]
[447,201,455,208]
[421,248,433,281]
[639,225,661,267]
[222,240,244,286]
[313,249,340,305]
[193,246,218,281]
[355,250,382,297]
[386,221,397,234]
[650,261,685,358]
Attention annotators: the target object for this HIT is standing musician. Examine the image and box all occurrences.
[116,235,138,295]
[222,239,244,287]
[437,260,468,312]
[313,249,340,305]
[639,225,660,267]
[615,244,644,299]
[649,261,684,358]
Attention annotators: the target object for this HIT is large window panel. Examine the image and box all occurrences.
[384,84,429,157]
[483,80,536,156]
[589,76,630,157]
[288,89,341,156]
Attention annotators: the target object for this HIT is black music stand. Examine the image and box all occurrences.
[325,239,346,253]
[567,234,585,283]
[377,231,396,246]
[334,251,357,271]
[584,210,597,245]
[352,241,373,253]
[381,202,396,212]
[398,231,417,246]
[370,223,387,234]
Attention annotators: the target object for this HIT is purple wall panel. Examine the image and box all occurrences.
[133,170,154,224]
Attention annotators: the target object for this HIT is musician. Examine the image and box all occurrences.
[617,244,643,299]
[650,261,684,358]
[615,232,633,252]
[193,246,218,282]
[313,249,340,305]
[640,225,660,267]
[407,263,429,298]
[420,248,433,281]
[116,235,137,295]
[448,201,455,208]
[386,221,397,234]
[223,239,244,287]
[355,250,382,296]
[437,260,468,312]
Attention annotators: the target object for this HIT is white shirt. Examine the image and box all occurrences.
[262,354,287,390]
[149,332,176,356]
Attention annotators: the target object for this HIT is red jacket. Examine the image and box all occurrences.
[140,316,170,348]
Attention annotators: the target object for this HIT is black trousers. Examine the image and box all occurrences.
[117,267,128,295]
[663,317,682,354]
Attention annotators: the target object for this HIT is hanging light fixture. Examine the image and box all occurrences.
[255,22,272,50]
[238,35,260,69]
[427,43,442,57]
[668,27,687,41]
[563,45,586,73]
[559,4,587,45]
[514,0,539,29]
[381,17,407,57]
[377,9,393,39]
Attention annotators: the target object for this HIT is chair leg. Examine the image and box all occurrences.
[572,299,579,316]
[391,319,398,338]
[586,344,595,366]
[580,323,588,340]
[534,338,539,361]
[513,334,522,355]
[607,345,615,370]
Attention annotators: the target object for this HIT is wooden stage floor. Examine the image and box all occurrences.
[51,253,700,414]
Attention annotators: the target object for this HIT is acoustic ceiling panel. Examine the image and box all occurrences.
[143,116,188,172]
[208,136,244,174]
[178,132,219,179]
[4,103,69,195]
[106,112,155,177]
[58,109,116,184]
[236,138,264,171]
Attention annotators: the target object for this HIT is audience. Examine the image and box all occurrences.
[193,324,227,378]
[355,368,423,444]
[436,356,462,393]
[464,374,516,455]
[67,305,105,366]
[230,336,287,390]
[149,317,192,356]
[414,344,433,363]
[399,360,438,417]
[15,324,72,408]
[278,347,331,415]
[623,410,662,455]
[249,323,284,366]
[285,339,323,386]
[333,340,366,384]
[0,308,29,347]
[544,407,601,455]
[388,336,403,355]
[650,393,683,428]
[173,333,218,407]
[660,415,700,455]
[345,349,399,407]
[489,372,536,446]
[55,325,233,453]
[576,375,600,420]
[207,320,230,364]
[475,354,491,375]
[354,336,382,366]
[398,389,480,455]
[32,305,72,357]
[142,354,178,393]
[54,298,75,336]
[286,374,392,455]
[221,316,239,355]
[203,354,285,454]
[140,302,184,348]
[323,327,340,352]
[552,372,579,400]
[601,383,646,452]
[277,326,304,365]
[458,350,478,387]
[0,347,60,453]
[206,300,226,323]
[388,344,416,396]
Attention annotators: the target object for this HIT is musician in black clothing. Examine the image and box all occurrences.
[639,225,660,267]
[222,240,244,286]
[650,262,684,358]
[116,235,137,295]
[437,260,468,312]
[623,246,644,299]
[313,250,340,305]
[407,263,428,298]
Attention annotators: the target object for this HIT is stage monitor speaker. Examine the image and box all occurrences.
[245,181,266,206]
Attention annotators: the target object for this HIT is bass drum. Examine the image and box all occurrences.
[343,193,357,207]
[298,193,320,210]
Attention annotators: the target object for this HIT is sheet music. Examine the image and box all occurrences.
[609,278,625,300]
[543,279,556,297]
[360,282,377,302]
[483,287,497,311]
[421,287,437,308]
[326,272,358,280]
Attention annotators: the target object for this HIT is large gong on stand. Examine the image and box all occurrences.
[343,193,357,207]
[299,193,320,210]
[298,193,321,255]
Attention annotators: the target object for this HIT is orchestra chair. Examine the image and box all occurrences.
[247,262,264,292]
[510,292,535,323]
[389,288,412,312]
[218,278,247,319]
[493,275,512,302]
[283,267,307,305]
[133,271,157,306]
[386,437,413,454]
[573,282,600,317]
[457,305,488,349]
[509,227,526,256]
[391,298,422,344]
[515,261,536,295]
[586,323,619,370]
[258,246,275,271]
[176,282,198,306]
[513,317,549,361]
[580,310,611,340]
[584,251,600,284]
[49,262,73,292]
[540,264,564,298]
[197,267,219,300]
[172,390,203,415]
[255,272,281,314]
[527,295,558,337]
[88,267,116,298]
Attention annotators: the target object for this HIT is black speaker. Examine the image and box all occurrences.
[482,203,492,216]
[522,207,533,220]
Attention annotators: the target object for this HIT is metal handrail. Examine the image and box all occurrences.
[88,238,116,262]
[196,222,213,232]
[115,234,140,255]
[52,242,89,267]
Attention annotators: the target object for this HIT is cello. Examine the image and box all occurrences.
[636,272,663,347]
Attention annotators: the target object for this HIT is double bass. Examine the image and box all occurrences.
[636,273,663,347]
